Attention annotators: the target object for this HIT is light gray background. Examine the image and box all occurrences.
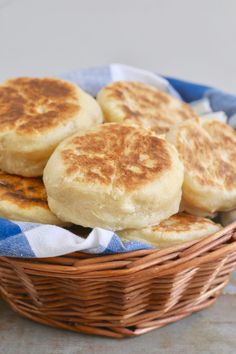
[0,0,236,93]
[1,1,236,353]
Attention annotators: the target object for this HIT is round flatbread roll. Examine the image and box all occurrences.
[97,81,197,134]
[43,123,184,230]
[166,118,236,215]
[0,171,64,225]
[118,213,221,249]
[220,209,236,226]
[0,77,103,177]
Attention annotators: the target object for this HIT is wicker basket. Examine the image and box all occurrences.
[0,222,236,338]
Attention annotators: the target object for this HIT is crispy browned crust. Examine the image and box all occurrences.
[102,81,197,133]
[176,120,236,190]
[0,171,49,209]
[0,77,80,134]
[151,212,217,232]
[61,123,172,191]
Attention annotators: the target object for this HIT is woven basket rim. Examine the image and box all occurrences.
[2,221,236,279]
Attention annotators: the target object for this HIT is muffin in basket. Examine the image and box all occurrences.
[97,80,197,134]
[0,170,64,225]
[0,77,103,177]
[118,212,221,248]
[43,123,184,230]
[166,117,236,217]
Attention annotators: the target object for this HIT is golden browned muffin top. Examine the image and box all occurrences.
[151,212,218,232]
[175,119,236,190]
[0,77,80,134]
[0,171,49,209]
[98,81,197,134]
[61,123,174,191]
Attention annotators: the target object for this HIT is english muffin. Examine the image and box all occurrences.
[97,81,197,134]
[0,77,103,177]
[0,171,64,225]
[166,118,236,215]
[118,213,221,248]
[43,123,184,230]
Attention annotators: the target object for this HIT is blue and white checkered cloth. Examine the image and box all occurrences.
[1,63,236,259]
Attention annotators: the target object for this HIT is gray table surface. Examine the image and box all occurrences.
[1,296,236,354]
[1,0,236,353]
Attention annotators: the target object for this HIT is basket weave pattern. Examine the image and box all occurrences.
[0,222,236,338]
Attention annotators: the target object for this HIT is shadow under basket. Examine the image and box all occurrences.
[0,222,236,338]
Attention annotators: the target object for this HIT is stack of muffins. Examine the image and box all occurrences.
[1,77,236,248]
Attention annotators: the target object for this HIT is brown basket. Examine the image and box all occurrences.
[0,222,236,338]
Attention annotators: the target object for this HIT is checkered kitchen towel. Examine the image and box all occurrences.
[1,63,236,259]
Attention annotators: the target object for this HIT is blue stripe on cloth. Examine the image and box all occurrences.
[101,234,152,254]
[205,89,236,118]
[0,218,22,241]
[0,233,35,257]
[122,240,153,252]
[164,76,210,102]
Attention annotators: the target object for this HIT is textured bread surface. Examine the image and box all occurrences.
[118,212,221,248]
[166,118,236,214]
[97,81,197,134]
[44,123,184,230]
[0,171,64,224]
[0,77,103,176]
